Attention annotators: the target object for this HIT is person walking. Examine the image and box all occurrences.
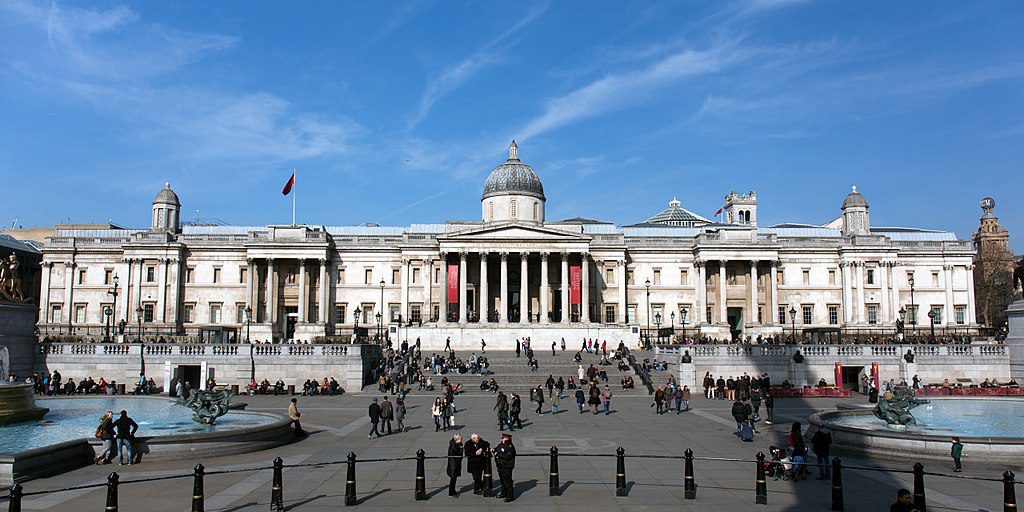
[731,399,749,435]
[380,396,394,435]
[560,338,566,351]
[288,398,306,436]
[533,386,545,414]
[112,410,138,465]
[811,428,833,479]
[764,391,775,425]
[575,387,586,414]
[681,385,692,412]
[432,398,443,432]
[447,434,464,497]
[493,433,517,502]
[653,386,666,414]
[495,392,510,431]
[515,339,521,358]
[601,385,613,415]
[480,339,486,353]
[368,397,382,438]
[94,411,115,464]
[395,396,407,432]
[464,434,490,495]
[951,437,964,472]
[509,393,523,430]
[551,391,560,414]
[673,386,684,413]
[551,341,557,356]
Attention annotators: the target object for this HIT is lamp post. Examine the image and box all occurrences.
[789,306,797,344]
[103,307,112,342]
[655,313,662,345]
[908,275,916,336]
[106,275,119,338]
[898,307,906,337]
[353,309,361,342]
[245,306,254,382]
[670,310,676,342]
[136,306,145,380]
[682,308,689,342]
[644,279,652,349]
[927,308,936,342]
[379,279,386,343]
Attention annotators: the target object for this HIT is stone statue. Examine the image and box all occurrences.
[680,349,691,364]
[0,347,9,384]
[903,350,915,363]
[1014,256,1024,300]
[0,255,29,303]
[873,385,929,427]
[182,389,231,425]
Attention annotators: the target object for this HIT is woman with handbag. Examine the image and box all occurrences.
[94,411,115,464]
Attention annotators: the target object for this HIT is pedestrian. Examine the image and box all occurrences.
[447,434,464,497]
[682,385,691,412]
[788,422,809,480]
[445,337,452,352]
[368,397,382,438]
[551,341,556,356]
[551,392,560,414]
[464,433,490,495]
[731,399,749,435]
[515,339,521,358]
[889,489,918,512]
[533,386,545,414]
[481,339,486,353]
[493,433,517,502]
[432,398,443,432]
[495,392,510,431]
[560,338,565,351]
[764,391,775,425]
[951,437,964,472]
[673,386,684,413]
[575,387,586,414]
[509,393,523,429]
[395,396,407,432]
[94,411,115,464]
[811,428,833,479]
[380,396,394,435]
[288,398,305,436]
[112,410,138,465]
[601,385,613,415]
[653,386,666,414]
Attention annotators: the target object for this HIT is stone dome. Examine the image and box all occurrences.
[481,141,545,201]
[841,186,868,209]
[154,182,180,206]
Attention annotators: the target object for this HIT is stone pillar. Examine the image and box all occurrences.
[943,265,954,326]
[39,262,52,323]
[841,262,852,324]
[458,252,468,325]
[267,258,276,327]
[157,258,168,323]
[718,261,727,324]
[519,252,529,323]
[246,259,255,310]
[856,262,866,324]
[422,259,432,317]
[479,253,489,322]
[400,258,409,323]
[168,259,180,325]
[618,259,627,324]
[319,258,328,324]
[500,252,509,324]
[695,260,706,325]
[561,252,570,324]
[298,259,308,323]
[440,253,449,324]
[769,261,779,325]
[63,262,75,328]
[1005,301,1024,382]
[749,260,758,324]
[966,264,976,325]
[121,258,132,323]
[890,262,901,321]
[880,262,890,323]
[540,252,549,323]
[581,253,590,323]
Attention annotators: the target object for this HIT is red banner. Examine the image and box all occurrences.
[871,362,879,391]
[834,362,843,387]
[447,263,459,304]
[569,264,581,304]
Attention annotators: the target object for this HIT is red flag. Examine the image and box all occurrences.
[281,172,295,195]
[714,208,723,217]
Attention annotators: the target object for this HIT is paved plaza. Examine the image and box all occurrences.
[3,388,1013,511]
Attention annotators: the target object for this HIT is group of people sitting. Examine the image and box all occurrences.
[243,378,287,395]
[301,377,342,396]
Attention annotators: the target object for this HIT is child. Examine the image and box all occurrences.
[951,437,964,472]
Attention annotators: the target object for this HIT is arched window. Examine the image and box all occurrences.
[488,202,494,221]
[533,202,538,220]
[510,200,517,219]
[745,211,751,223]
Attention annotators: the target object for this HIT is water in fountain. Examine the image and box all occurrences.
[827,399,1024,437]
[0,346,50,425]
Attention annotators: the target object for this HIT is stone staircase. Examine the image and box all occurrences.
[366,349,678,396]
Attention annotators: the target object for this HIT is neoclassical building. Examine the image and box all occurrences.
[36,142,978,348]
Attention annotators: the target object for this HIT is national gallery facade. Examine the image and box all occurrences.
[36,142,977,348]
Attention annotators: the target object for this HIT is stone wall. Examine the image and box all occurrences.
[1008,300,1024,382]
[403,325,635,351]
[0,303,38,378]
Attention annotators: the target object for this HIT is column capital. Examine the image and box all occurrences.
[500,252,509,261]
[459,252,468,262]
[965,263,975,271]
[942,264,955,271]
[439,251,448,259]
[750,259,760,266]
[246,257,254,264]
[64,261,76,268]
[319,257,327,265]
[693,259,705,268]
[561,250,571,258]
[41,261,53,268]
[401,257,409,265]
[267,257,275,263]
[619,259,628,268]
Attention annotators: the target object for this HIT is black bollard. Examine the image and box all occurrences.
[831,458,844,511]
[615,446,627,497]
[271,457,284,512]
[105,472,119,512]
[684,448,696,500]
[345,452,357,506]
[8,483,23,512]
[549,446,560,496]
[912,462,926,512]
[415,449,426,501]
[192,464,205,512]
[755,452,767,505]
[482,453,494,497]
[1004,471,1017,512]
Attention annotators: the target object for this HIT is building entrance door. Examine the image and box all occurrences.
[727,307,744,340]
[285,307,298,340]
[175,364,201,394]
[841,366,866,392]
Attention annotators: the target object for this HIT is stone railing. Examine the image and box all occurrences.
[44,342,365,359]
[656,343,1007,362]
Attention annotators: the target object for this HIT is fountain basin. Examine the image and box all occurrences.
[0,383,48,425]
[0,396,294,484]
[809,398,1024,468]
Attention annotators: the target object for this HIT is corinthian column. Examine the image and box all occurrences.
[458,252,467,324]
[618,260,627,324]
[749,260,758,324]
[718,261,727,324]
[561,252,570,323]
[581,253,590,323]
[479,252,489,322]
[540,252,549,323]
[440,253,448,324]
[499,252,509,324]
[519,253,529,323]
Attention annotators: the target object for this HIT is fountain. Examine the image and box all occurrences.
[0,347,48,425]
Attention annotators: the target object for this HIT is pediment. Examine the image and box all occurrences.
[442,222,590,242]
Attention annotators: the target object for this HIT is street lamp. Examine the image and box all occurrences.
[927,308,936,342]
[103,307,113,342]
[670,310,676,342]
[644,278,652,349]
[682,308,689,342]
[136,305,146,380]
[245,306,254,382]
[908,275,916,335]
[379,279,386,343]
[353,309,361,342]
[106,275,119,337]
[655,312,662,345]
[898,307,906,336]
[789,306,797,344]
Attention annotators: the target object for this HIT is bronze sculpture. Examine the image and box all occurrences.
[182,389,232,425]
[1014,256,1024,300]
[873,386,929,426]
[0,255,29,303]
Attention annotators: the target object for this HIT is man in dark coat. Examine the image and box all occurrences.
[811,428,833,480]
[464,433,491,495]
[368,397,382,438]
[447,434,464,496]
[493,433,517,502]
[731,399,751,435]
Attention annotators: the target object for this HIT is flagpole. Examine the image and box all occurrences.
[292,168,297,226]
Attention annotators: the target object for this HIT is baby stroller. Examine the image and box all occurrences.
[765,446,787,480]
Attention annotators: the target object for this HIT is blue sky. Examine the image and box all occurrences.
[1,1,1022,249]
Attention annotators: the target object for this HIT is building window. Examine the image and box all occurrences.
[533,202,539,221]
[390,304,400,322]
[510,200,517,219]
[488,202,494,221]
[74,304,86,324]
[104,269,113,285]
[209,304,222,324]
[332,267,343,284]
[707,306,713,324]
[186,267,195,283]
[777,268,785,285]
[239,267,247,284]
[930,306,943,324]
[955,305,966,325]
[605,305,616,323]
[432,304,440,322]
[364,268,373,285]
[143,303,155,323]
[605,268,615,285]
[286,268,297,284]
[651,304,664,324]
[652,269,661,285]
[627,269,635,285]
[829,306,839,325]
[335,304,346,323]
[236,304,247,324]
[802,269,810,286]
[778,305,787,325]
[931,272,939,287]
[867,305,878,325]
[411,305,422,323]
[146,266,156,283]
[183,304,194,323]
[213,267,221,284]
[906,306,918,325]
[51,305,63,323]
[757,306,763,324]
[76,268,85,285]
[828,269,836,286]
[434,267,440,284]
[412,267,420,284]
[866,268,875,285]
[802,305,813,325]
[392,269,400,285]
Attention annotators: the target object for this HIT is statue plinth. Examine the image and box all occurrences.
[1007,300,1024,382]
[0,383,49,425]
